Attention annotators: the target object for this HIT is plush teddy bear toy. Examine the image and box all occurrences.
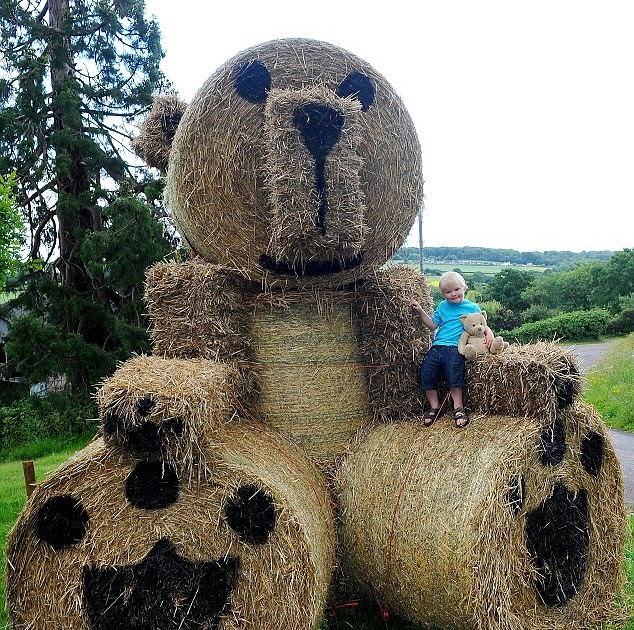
[458,310,508,359]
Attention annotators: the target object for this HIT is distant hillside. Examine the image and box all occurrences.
[394,246,614,269]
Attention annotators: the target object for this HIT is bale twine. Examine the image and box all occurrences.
[249,289,370,464]
[461,341,583,423]
[355,265,433,422]
[164,38,423,291]
[6,422,335,630]
[97,355,247,481]
[336,402,626,630]
[132,94,188,174]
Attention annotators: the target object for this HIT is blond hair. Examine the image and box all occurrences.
[438,271,467,291]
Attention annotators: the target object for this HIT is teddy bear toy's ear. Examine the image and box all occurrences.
[480,309,488,320]
[132,94,188,174]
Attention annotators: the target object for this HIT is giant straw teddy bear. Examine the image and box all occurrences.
[5,38,627,630]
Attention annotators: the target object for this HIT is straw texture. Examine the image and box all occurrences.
[6,421,335,630]
[337,402,627,630]
[462,341,583,423]
[132,94,188,174]
[97,354,247,481]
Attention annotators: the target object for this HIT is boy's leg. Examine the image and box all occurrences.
[449,387,463,410]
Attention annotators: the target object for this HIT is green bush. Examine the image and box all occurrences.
[606,308,634,336]
[506,309,611,343]
[0,391,97,457]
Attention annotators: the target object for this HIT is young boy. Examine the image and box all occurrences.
[411,271,493,428]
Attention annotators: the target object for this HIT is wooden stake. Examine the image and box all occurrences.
[22,460,36,498]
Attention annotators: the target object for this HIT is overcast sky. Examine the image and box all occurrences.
[143,0,633,253]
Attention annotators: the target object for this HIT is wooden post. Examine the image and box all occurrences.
[22,460,36,498]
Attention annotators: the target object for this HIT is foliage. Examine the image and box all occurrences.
[584,333,634,432]
[0,390,96,458]
[482,267,536,312]
[394,246,614,270]
[506,309,612,343]
[0,1,175,393]
[606,308,634,336]
[0,172,25,290]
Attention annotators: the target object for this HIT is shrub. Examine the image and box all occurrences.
[505,309,611,343]
[606,308,634,336]
[0,391,97,457]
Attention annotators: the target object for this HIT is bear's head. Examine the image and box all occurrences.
[134,38,423,290]
[460,310,488,338]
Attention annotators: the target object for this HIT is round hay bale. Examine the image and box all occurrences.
[5,423,335,630]
[337,402,626,630]
[97,355,247,480]
[250,290,370,463]
[164,38,423,291]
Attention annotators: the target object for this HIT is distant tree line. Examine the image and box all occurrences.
[394,246,614,270]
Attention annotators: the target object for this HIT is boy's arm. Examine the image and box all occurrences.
[411,300,438,331]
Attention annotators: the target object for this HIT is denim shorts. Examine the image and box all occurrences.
[420,345,465,390]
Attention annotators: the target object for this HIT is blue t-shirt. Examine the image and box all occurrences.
[431,299,481,347]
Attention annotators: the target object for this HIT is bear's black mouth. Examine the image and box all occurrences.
[82,538,240,630]
[259,252,364,276]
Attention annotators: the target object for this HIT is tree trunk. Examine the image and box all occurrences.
[49,0,94,296]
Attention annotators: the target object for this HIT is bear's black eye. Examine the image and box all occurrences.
[234,59,271,103]
[224,484,277,544]
[336,71,375,111]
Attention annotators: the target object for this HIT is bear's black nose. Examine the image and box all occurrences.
[293,103,345,234]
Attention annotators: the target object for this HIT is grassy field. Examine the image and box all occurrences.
[395,261,550,276]
[1,337,633,629]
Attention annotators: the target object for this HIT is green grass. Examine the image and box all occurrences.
[584,334,634,432]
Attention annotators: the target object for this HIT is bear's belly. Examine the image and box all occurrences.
[250,295,370,462]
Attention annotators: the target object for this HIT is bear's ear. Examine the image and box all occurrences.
[132,94,188,174]
[480,310,488,321]
[460,314,468,323]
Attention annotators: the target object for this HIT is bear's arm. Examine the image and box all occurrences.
[354,266,434,423]
[145,260,252,363]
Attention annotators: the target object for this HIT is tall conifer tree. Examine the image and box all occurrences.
[0,0,175,390]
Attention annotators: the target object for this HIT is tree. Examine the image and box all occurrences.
[483,268,535,312]
[0,172,25,290]
[0,1,175,390]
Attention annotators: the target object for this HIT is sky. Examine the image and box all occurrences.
[143,0,634,254]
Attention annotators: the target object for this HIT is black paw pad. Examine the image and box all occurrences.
[83,538,240,630]
[103,412,121,438]
[539,419,566,466]
[35,495,90,550]
[224,484,277,544]
[555,366,579,409]
[125,461,180,510]
[125,421,161,453]
[580,430,604,477]
[508,475,526,515]
[525,482,589,607]
[136,396,156,416]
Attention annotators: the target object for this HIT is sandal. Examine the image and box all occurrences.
[453,407,469,429]
[423,408,440,427]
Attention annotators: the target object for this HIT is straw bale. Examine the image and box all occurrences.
[458,340,583,424]
[164,38,423,291]
[132,94,188,174]
[5,422,335,630]
[97,354,247,480]
[249,288,369,465]
[336,402,626,630]
[354,265,433,422]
